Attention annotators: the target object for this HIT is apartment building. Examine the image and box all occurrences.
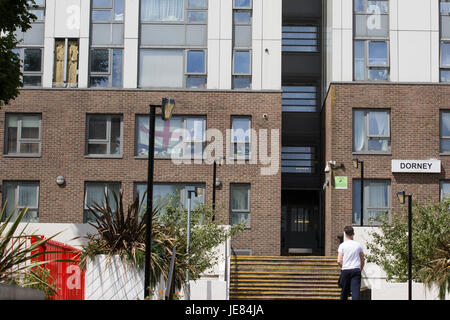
[1,0,449,259]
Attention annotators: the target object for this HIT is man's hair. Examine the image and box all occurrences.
[344,226,354,237]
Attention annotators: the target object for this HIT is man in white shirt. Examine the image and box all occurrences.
[337,226,365,300]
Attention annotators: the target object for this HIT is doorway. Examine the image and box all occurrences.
[281,190,323,255]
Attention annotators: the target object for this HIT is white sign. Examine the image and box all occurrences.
[392,160,441,173]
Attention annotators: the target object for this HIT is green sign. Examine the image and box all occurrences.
[334,176,348,189]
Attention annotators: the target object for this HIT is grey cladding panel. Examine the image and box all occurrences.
[141,24,186,46]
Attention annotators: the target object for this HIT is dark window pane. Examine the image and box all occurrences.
[187,50,205,73]
[442,112,450,137]
[186,76,206,88]
[231,185,249,211]
[29,9,44,20]
[89,117,107,140]
[441,140,450,153]
[20,143,40,154]
[354,40,365,80]
[233,76,251,89]
[23,49,41,72]
[23,76,42,86]
[91,49,109,73]
[90,76,109,87]
[110,117,121,154]
[7,127,17,153]
[442,43,450,68]
[88,143,107,154]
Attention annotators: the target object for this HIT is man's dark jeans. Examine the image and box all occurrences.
[339,268,361,300]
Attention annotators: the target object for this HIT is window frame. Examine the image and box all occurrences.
[4,113,42,157]
[134,114,207,159]
[230,116,252,160]
[86,114,123,157]
[91,0,124,23]
[230,183,251,228]
[353,179,391,226]
[2,181,40,222]
[282,25,319,53]
[440,110,450,154]
[83,181,121,223]
[440,180,450,200]
[353,0,390,81]
[89,48,123,88]
[281,146,317,174]
[13,47,44,87]
[353,109,391,154]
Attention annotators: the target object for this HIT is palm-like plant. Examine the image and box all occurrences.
[80,189,184,290]
[0,202,59,296]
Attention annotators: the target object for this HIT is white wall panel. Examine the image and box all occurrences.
[219,39,232,89]
[123,38,138,88]
[54,0,82,38]
[207,39,220,89]
[397,0,430,31]
[262,0,281,41]
[398,31,431,82]
[124,0,139,39]
[78,37,89,88]
[341,29,353,81]
[252,39,262,90]
[261,40,281,90]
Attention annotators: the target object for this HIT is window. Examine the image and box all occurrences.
[53,39,79,87]
[92,0,124,22]
[89,49,123,87]
[86,115,122,156]
[134,183,205,215]
[353,179,390,226]
[354,0,389,81]
[5,114,41,156]
[282,86,318,112]
[282,26,319,52]
[140,0,208,88]
[13,1,45,87]
[84,182,121,223]
[353,109,390,152]
[441,111,450,153]
[90,0,124,87]
[282,147,316,174]
[13,48,43,87]
[139,49,206,88]
[231,117,251,159]
[136,115,206,159]
[230,184,250,227]
[441,1,450,82]
[441,181,450,200]
[232,0,252,89]
[2,181,39,222]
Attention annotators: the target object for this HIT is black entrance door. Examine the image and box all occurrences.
[281,190,322,255]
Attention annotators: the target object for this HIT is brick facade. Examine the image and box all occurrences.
[324,84,450,256]
[0,89,282,256]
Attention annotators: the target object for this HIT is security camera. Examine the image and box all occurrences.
[263,114,268,119]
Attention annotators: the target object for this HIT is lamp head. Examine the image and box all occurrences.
[215,178,222,188]
[161,98,175,121]
[397,191,406,205]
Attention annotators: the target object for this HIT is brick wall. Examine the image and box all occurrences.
[0,89,282,256]
[324,83,450,256]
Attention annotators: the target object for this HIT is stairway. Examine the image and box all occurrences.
[230,255,341,300]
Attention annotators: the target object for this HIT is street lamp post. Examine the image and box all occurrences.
[212,157,225,221]
[397,191,413,301]
[144,98,175,299]
[186,187,203,300]
[352,158,364,226]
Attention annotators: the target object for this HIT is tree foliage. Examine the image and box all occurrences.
[0,0,38,106]
[366,198,450,299]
